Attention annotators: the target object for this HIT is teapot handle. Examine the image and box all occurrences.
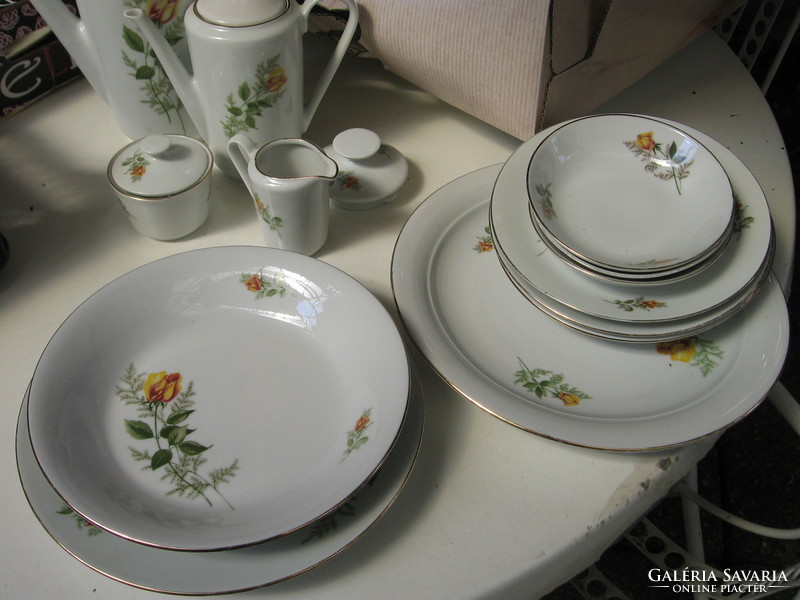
[300,0,359,131]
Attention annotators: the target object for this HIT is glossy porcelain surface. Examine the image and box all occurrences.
[126,0,358,176]
[493,119,774,324]
[17,374,422,594]
[325,128,408,210]
[392,165,788,451]
[27,246,409,551]
[529,203,734,285]
[528,114,734,272]
[228,135,338,255]
[107,134,213,240]
[30,0,196,139]
[496,234,775,343]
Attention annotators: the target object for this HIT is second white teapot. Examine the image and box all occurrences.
[126,0,358,177]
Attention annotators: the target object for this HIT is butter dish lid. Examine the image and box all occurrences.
[108,135,213,198]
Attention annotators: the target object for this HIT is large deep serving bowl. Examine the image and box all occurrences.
[27,246,409,551]
[527,114,734,273]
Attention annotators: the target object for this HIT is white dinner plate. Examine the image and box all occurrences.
[27,246,410,551]
[392,164,788,451]
[17,374,424,595]
[496,235,774,343]
[527,114,734,273]
[493,119,774,323]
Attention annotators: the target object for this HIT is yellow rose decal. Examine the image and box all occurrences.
[146,0,180,24]
[656,338,696,363]
[557,392,582,407]
[222,56,287,138]
[118,365,238,508]
[635,131,657,152]
[143,371,182,403]
[264,68,287,93]
[656,336,724,376]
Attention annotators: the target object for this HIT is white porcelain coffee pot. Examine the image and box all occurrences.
[126,0,358,177]
[30,0,197,139]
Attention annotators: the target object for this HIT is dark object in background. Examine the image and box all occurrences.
[0,233,9,271]
[0,0,81,118]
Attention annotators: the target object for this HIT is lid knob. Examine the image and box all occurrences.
[332,128,381,161]
[140,135,172,157]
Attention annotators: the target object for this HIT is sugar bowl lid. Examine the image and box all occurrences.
[108,135,213,198]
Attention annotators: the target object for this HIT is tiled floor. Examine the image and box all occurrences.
[543,18,800,600]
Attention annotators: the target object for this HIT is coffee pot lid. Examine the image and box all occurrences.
[194,0,289,27]
[108,135,213,198]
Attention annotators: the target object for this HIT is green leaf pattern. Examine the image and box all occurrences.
[222,56,287,138]
[116,365,238,508]
[606,296,668,312]
[121,0,188,132]
[342,409,372,461]
[57,504,103,536]
[624,132,693,195]
[514,358,591,407]
[241,271,289,298]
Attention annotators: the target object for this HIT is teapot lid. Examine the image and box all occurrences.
[108,135,213,198]
[195,0,289,26]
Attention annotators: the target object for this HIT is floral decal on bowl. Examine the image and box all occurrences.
[534,182,556,220]
[656,336,723,376]
[122,0,189,133]
[623,131,693,195]
[121,149,149,182]
[57,504,103,536]
[474,225,494,253]
[606,296,668,312]
[342,409,372,461]
[514,358,591,407]
[222,56,286,138]
[254,194,283,235]
[629,257,679,268]
[241,271,288,298]
[302,497,359,543]
[733,198,755,234]
[116,365,239,508]
[334,172,362,192]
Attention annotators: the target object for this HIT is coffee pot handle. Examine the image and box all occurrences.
[300,0,359,131]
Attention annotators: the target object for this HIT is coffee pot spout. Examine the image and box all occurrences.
[124,8,206,139]
[30,0,108,103]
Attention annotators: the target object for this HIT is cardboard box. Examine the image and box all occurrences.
[313,0,740,140]
[0,0,80,117]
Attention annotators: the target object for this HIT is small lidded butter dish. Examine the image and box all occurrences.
[107,134,213,240]
[325,128,408,211]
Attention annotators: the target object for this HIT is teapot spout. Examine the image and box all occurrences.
[30,0,107,103]
[124,8,206,137]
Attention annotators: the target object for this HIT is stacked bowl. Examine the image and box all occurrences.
[491,114,775,343]
[18,246,421,594]
[391,112,788,451]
